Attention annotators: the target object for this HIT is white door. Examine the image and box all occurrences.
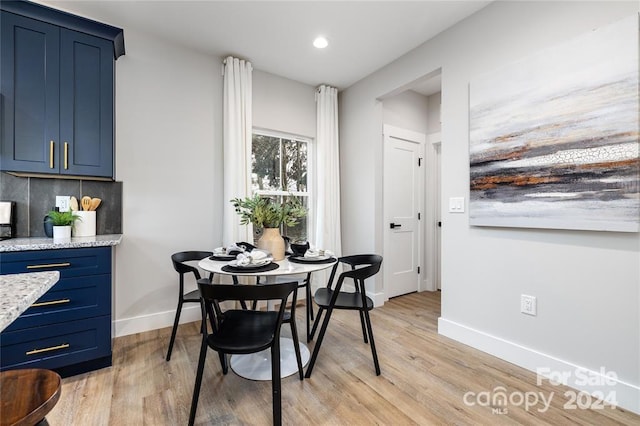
[383,126,424,298]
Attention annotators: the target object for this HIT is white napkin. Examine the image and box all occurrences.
[304,249,334,258]
[250,250,268,261]
[236,249,269,266]
[214,243,247,255]
[226,243,247,254]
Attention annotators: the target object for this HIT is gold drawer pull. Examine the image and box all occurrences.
[26,262,71,269]
[49,140,55,169]
[26,343,70,356]
[64,142,69,169]
[31,298,71,307]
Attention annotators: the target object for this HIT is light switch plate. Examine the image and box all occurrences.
[56,196,71,212]
[449,197,465,213]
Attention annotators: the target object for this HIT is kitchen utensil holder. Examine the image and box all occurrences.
[73,211,96,237]
[0,201,16,240]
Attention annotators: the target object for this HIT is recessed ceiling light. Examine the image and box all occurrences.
[313,36,328,49]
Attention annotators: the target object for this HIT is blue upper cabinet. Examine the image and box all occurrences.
[59,30,114,177]
[0,1,124,179]
[1,13,60,175]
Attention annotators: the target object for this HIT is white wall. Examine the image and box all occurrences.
[382,90,429,135]
[110,42,316,336]
[253,70,316,138]
[113,27,223,336]
[340,1,640,413]
[427,92,441,134]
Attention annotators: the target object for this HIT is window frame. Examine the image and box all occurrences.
[251,127,314,241]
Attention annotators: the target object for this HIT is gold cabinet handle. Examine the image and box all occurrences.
[49,140,55,169]
[31,298,71,308]
[64,142,69,169]
[26,262,71,269]
[26,343,70,356]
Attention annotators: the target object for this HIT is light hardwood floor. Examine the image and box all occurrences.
[47,291,638,425]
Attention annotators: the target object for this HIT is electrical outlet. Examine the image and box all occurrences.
[521,294,537,316]
[56,196,71,212]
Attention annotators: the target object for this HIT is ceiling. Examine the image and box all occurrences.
[38,0,490,91]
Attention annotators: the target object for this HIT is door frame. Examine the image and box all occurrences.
[382,124,426,300]
[426,133,441,291]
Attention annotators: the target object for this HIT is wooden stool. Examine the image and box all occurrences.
[0,369,61,426]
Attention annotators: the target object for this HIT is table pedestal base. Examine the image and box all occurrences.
[230,337,309,380]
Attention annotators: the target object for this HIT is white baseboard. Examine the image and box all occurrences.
[114,274,320,338]
[438,317,640,415]
[372,290,385,307]
[113,305,201,338]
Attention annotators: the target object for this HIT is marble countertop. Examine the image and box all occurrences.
[0,271,60,332]
[0,234,123,252]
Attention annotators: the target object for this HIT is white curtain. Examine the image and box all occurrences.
[222,56,253,245]
[315,85,342,256]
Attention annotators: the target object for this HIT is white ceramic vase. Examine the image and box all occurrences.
[257,227,285,261]
[53,225,72,241]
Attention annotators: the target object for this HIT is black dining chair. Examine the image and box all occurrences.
[166,251,213,362]
[304,254,383,378]
[188,280,299,426]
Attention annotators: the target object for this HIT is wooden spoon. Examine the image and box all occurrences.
[81,196,91,211]
[70,196,79,211]
[89,198,102,211]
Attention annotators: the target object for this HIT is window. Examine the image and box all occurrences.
[251,130,311,242]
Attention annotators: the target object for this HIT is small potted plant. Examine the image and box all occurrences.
[231,194,306,260]
[47,210,81,241]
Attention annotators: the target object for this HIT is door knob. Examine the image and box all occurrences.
[389,223,402,229]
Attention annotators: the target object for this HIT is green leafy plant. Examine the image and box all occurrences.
[231,194,306,229]
[47,210,81,226]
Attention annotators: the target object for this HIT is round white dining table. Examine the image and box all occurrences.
[198,255,337,381]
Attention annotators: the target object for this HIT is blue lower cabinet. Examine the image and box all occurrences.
[0,246,111,276]
[0,247,113,376]
[0,316,111,371]
[4,274,111,332]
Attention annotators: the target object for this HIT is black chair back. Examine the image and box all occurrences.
[171,250,213,279]
[199,281,297,334]
[326,254,383,293]
[200,280,297,304]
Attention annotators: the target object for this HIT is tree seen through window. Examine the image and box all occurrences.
[251,132,310,242]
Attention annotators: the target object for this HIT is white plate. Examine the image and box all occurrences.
[292,255,332,262]
[229,259,272,269]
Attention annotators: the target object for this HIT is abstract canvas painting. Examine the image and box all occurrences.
[469,15,639,232]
